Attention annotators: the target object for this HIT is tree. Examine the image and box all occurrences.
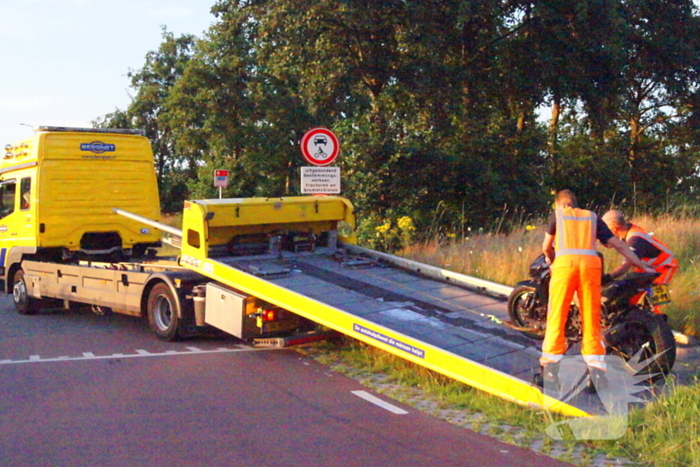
[97,0,700,233]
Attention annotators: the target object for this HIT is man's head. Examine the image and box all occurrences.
[602,210,628,237]
[554,189,578,209]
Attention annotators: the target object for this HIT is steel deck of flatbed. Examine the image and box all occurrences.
[199,246,591,417]
[261,251,538,379]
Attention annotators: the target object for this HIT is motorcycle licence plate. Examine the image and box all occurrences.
[647,284,672,306]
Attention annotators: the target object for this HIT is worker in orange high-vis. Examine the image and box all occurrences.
[536,190,655,389]
[602,210,678,314]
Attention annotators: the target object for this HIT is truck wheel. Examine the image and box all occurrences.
[13,269,38,315]
[147,283,181,341]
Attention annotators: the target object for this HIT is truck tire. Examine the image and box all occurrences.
[147,283,181,341]
[13,269,38,315]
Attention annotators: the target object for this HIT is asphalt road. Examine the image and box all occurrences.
[0,296,571,467]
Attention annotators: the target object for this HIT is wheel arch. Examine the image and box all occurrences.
[6,262,22,295]
[140,270,203,319]
[4,247,38,294]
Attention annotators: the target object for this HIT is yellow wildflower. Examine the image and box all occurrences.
[375,222,391,235]
[397,216,415,232]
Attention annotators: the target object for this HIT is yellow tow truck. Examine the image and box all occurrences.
[0,126,586,416]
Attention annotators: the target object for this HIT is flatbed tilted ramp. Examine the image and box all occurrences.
[177,196,587,417]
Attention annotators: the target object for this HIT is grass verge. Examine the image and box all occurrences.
[598,379,700,466]
[298,337,632,466]
[300,336,700,466]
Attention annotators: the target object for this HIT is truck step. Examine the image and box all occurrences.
[252,331,339,348]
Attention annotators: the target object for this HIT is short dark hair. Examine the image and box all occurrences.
[555,189,578,207]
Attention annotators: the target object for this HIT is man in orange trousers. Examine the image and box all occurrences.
[537,190,655,386]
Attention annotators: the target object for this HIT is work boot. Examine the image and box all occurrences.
[532,363,560,391]
[584,367,608,394]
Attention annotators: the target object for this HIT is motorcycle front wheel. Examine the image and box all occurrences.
[507,285,546,340]
[606,307,676,382]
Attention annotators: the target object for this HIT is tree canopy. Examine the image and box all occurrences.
[97,0,700,240]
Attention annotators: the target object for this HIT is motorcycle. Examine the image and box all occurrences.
[507,254,676,380]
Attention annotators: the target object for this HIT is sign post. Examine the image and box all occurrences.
[214,169,229,199]
[300,127,341,194]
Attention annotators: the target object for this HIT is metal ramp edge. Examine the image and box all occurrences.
[188,256,589,417]
[342,243,515,298]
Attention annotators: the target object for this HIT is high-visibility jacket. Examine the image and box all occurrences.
[554,208,599,259]
[626,224,677,313]
[626,224,678,272]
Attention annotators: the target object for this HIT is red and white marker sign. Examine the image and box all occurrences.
[300,127,340,166]
[214,169,229,188]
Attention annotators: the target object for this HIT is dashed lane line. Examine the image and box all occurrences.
[352,390,409,415]
[0,345,272,365]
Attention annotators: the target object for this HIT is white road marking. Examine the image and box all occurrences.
[351,390,408,415]
[0,345,272,365]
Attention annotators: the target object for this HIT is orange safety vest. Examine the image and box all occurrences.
[554,208,598,258]
[626,224,678,271]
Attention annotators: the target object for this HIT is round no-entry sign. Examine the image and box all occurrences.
[300,127,340,166]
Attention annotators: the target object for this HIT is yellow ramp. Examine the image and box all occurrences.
[183,253,588,418]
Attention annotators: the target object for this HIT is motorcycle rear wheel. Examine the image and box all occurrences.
[507,285,546,340]
[606,307,676,382]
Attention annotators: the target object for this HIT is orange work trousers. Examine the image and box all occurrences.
[540,255,605,370]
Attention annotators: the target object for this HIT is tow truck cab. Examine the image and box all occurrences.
[0,126,162,289]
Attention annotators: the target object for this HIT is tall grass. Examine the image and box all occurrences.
[600,380,700,466]
[401,213,700,337]
[402,226,543,288]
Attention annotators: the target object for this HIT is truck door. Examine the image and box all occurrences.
[0,177,32,243]
[0,179,18,241]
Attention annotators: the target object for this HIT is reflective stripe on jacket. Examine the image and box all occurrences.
[554,208,598,258]
[626,224,678,269]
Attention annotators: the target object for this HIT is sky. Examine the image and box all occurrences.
[0,0,216,147]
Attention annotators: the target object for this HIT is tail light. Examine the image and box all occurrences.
[262,309,277,322]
